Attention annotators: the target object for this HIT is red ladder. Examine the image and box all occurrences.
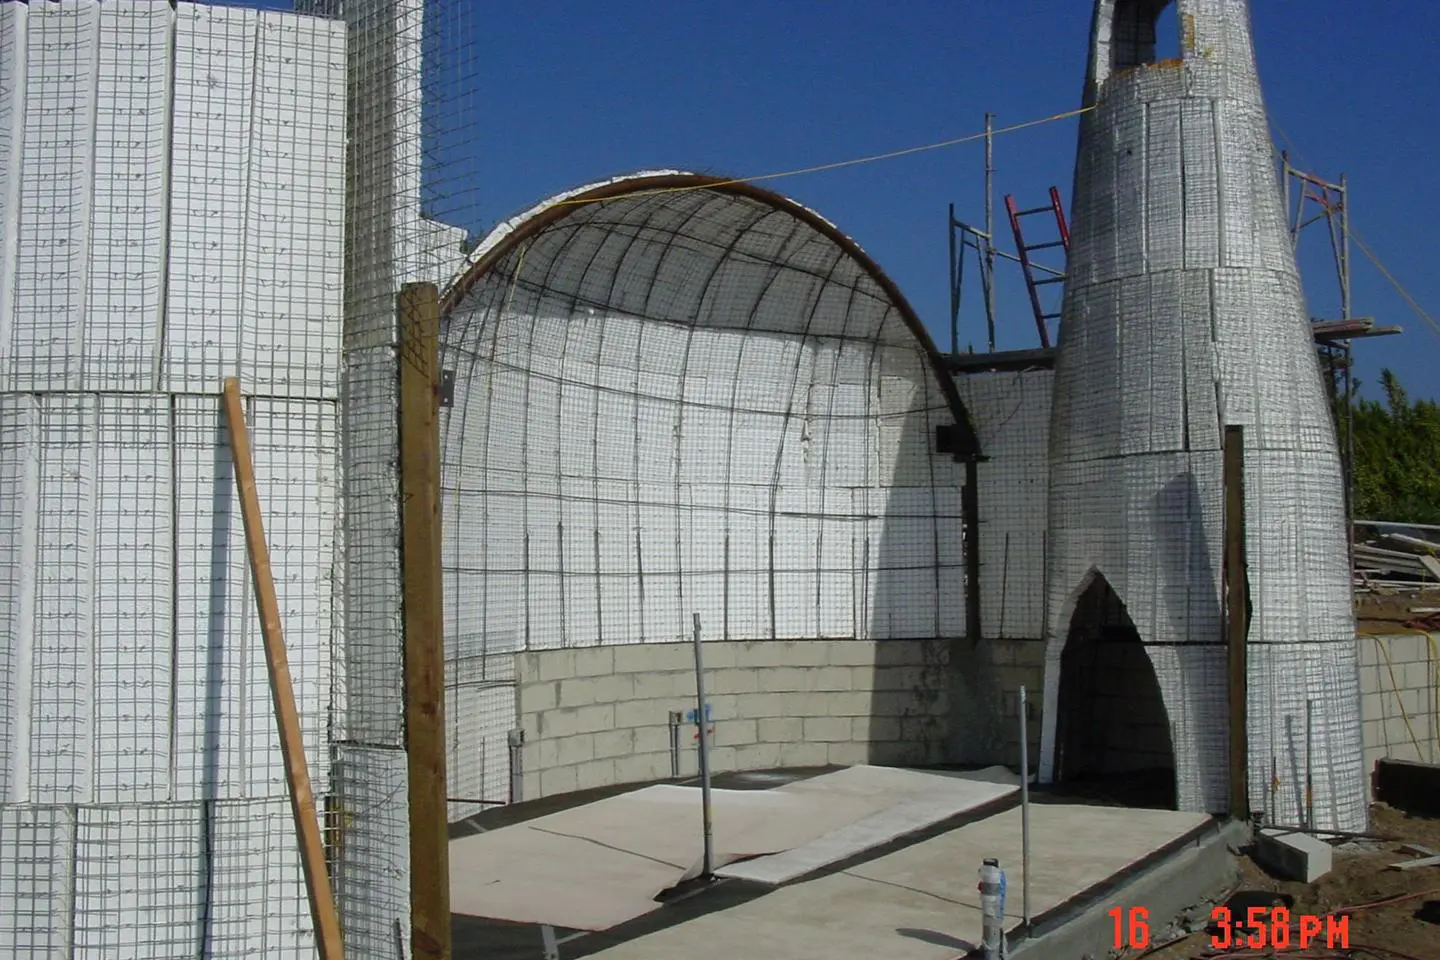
[1005,187,1071,349]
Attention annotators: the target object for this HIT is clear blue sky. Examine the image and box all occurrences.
[284,0,1440,398]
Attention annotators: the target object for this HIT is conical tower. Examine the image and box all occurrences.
[1041,0,1366,831]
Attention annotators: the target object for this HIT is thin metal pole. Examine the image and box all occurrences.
[669,711,683,778]
[1019,685,1031,928]
[949,202,959,356]
[1304,700,1315,830]
[693,613,715,878]
[984,112,996,353]
[1340,174,1352,322]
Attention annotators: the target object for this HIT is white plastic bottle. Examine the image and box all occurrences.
[978,857,1007,958]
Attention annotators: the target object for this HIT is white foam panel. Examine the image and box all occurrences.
[1045,0,1365,830]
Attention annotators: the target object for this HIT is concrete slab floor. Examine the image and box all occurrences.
[577,805,1211,960]
[450,765,1016,931]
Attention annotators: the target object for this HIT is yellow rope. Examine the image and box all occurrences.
[548,105,1097,208]
[1358,629,1439,759]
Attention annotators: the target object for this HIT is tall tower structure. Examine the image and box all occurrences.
[1041,0,1366,830]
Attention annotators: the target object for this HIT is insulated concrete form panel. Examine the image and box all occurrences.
[442,176,970,817]
[0,4,347,955]
[1042,0,1365,829]
[165,5,345,399]
[6,0,100,392]
[954,370,1053,641]
[0,806,74,959]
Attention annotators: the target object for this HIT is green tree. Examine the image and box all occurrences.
[1344,369,1440,525]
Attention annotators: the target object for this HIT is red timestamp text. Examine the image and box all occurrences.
[1209,905,1349,951]
[1108,905,1350,951]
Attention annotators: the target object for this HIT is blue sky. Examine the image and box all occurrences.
[289,0,1440,399]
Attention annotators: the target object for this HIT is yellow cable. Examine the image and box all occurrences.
[1358,630,1431,759]
[548,105,1097,209]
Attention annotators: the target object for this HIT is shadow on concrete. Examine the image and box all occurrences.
[865,395,960,768]
[896,927,975,951]
[448,767,1015,960]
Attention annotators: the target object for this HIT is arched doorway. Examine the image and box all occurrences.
[1053,574,1177,808]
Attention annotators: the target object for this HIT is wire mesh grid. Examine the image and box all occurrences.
[438,182,971,810]
[1042,0,1367,830]
[0,0,361,955]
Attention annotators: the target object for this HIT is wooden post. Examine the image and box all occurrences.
[1223,424,1251,820]
[398,282,451,960]
[222,378,345,960]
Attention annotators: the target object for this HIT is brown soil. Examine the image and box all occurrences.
[1356,589,1440,635]
[1134,805,1440,960]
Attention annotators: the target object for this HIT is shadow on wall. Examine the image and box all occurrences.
[863,392,958,767]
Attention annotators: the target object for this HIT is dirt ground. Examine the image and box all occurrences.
[1133,805,1440,960]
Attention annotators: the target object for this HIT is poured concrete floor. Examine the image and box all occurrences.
[583,804,1212,960]
[449,766,1017,931]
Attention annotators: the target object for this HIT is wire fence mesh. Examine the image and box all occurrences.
[0,0,483,954]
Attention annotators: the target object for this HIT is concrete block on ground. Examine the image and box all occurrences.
[1255,828,1333,882]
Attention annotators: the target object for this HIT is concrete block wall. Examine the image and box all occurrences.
[1358,631,1440,780]
[514,639,949,801]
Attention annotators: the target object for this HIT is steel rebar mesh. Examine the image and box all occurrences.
[438,177,971,816]
[0,1,347,955]
[1043,0,1366,830]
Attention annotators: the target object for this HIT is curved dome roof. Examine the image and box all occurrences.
[442,171,979,456]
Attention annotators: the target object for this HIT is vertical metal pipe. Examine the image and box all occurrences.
[693,613,715,878]
[1019,685,1031,928]
[949,202,959,357]
[1340,174,1352,322]
[984,112,996,353]
[507,728,525,804]
[668,711,683,778]
[1305,700,1315,829]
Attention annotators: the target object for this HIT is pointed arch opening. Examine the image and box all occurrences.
[1054,573,1177,808]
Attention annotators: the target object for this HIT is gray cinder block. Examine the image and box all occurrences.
[1255,828,1333,882]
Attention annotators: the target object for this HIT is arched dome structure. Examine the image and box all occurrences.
[437,173,980,810]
